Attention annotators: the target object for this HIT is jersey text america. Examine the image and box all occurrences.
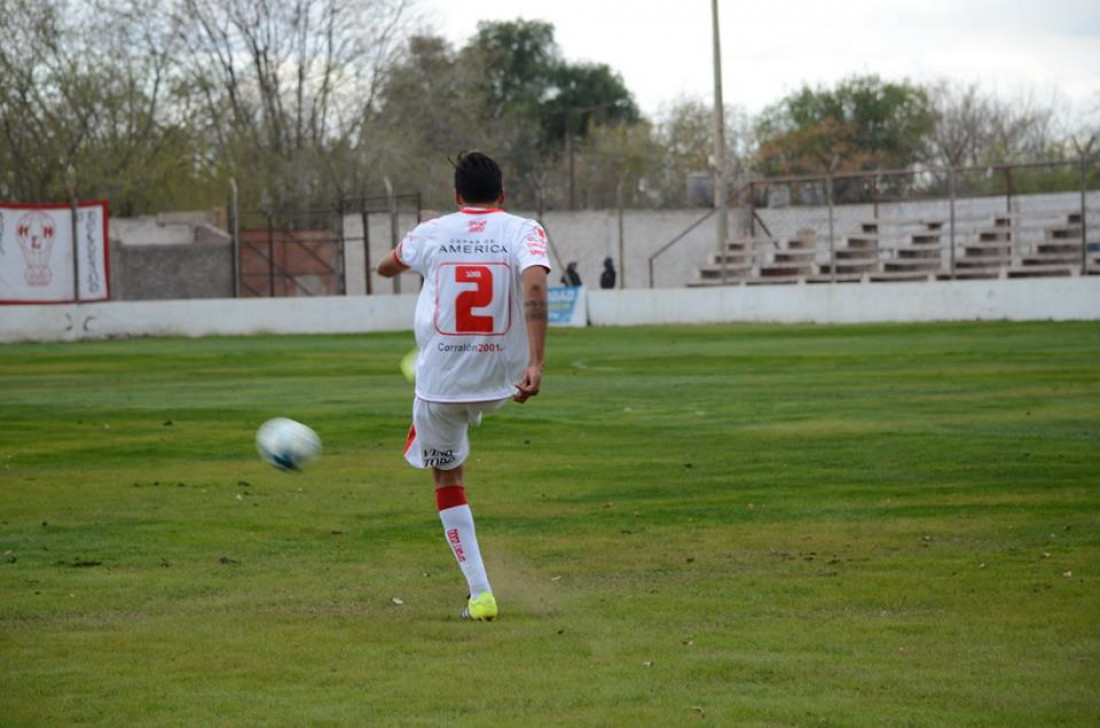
[439,239,508,254]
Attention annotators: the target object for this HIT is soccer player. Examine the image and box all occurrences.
[377,151,550,621]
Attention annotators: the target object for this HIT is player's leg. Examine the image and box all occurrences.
[433,464,494,605]
[406,399,500,619]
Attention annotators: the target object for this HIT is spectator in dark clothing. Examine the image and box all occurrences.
[599,257,616,289]
[561,261,582,287]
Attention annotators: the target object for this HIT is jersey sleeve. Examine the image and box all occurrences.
[516,220,552,273]
[396,220,435,275]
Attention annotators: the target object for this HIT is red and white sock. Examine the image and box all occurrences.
[435,485,491,598]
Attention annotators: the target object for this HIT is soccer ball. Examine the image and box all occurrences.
[255,417,322,471]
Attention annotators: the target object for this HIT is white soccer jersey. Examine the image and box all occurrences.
[396,206,551,402]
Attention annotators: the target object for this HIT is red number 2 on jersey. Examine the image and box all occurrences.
[434,262,511,336]
[454,265,494,333]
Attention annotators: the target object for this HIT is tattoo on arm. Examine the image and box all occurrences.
[524,299,548,322]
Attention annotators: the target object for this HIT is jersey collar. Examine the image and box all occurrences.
[459,206,503,214]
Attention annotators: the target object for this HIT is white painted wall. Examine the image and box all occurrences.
[111,216,196,246]
[0,295,417,343]
[588,277,1100,326]
[2,278,1096,343]
[538,209,722,291]
[342,208,720,294]
[111,212,228,247]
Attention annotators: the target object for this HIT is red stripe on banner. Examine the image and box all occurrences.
[435,485,467,511]
[403,424,416,455]
[0,199,107,210]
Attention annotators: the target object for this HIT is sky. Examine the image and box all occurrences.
[418,0,1100,123]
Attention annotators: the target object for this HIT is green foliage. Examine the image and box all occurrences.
[467,19,561,121]
[374,36,495,207]
[756,75,934,174]
[573,120,662,208]
[375,19,640,210]
[0,3,1090,213]
[541,63,640,148]
[460,20,639,207]
[1,322,1098,726]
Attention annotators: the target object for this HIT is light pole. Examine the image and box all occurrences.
[712,0,728,278]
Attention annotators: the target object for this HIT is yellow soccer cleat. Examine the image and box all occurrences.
[461,592,498,622]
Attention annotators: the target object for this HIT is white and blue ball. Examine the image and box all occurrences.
[255,417,322,471]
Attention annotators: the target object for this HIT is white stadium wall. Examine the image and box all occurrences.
[587,277,1100,326]
[341,208,722,293]
[0,295,417,343]
[1,277,1097,343]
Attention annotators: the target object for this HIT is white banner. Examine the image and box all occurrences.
[0,201,110,304]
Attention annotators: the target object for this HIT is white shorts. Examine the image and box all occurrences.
[403,398,508,470]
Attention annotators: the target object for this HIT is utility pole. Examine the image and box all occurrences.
[711,0,729,282]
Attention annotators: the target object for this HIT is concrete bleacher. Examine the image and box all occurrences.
[873,222,944,281]
[816,222,881,279]
[693,236,764,283]
[752,230,817,284]
[1007,212,1097,278]
[950,215,1014,279]
[694,208,1100,285]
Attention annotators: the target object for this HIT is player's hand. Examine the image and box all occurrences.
[513,365,543,403]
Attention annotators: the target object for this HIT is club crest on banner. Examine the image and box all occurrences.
[16,211,56,286]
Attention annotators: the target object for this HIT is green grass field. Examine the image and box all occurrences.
[1,321,1098,727]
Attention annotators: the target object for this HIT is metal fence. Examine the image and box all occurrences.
[659,157,1100,287]
[231,193,421,298]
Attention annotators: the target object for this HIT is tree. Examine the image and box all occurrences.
[0,0,416,212]
[172,0,414,209]
[457,20,639,207]
[374,35,494,207]
[755,75,934,175]
[644,98,754,207]
[926,81,1064,168]
[464,19,638,149]
[0,0,199,212]
[574,120,661,208]
[541,63,639,149]
[464,19,559,123]
[926,82,991,167]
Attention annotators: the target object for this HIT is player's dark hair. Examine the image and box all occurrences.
[452,151,503,204]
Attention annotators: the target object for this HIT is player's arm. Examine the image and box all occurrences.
[514,265,549,403]
[377,249,409,278]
